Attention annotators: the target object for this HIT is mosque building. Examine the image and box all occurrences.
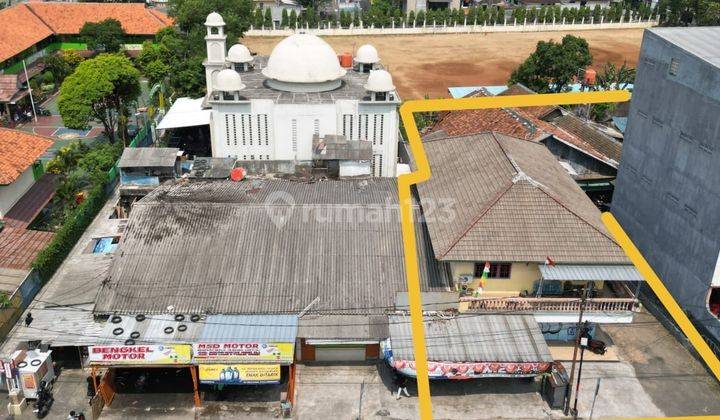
[185,12,401,177]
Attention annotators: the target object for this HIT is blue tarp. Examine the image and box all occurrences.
[120,174,160,186]
[612,117,628,133]
[92,237,119,254]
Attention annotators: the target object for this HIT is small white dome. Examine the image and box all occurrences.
[364,70,395,92]
[227,44,253,63]
[262,34,346,84]
[355,44,380,64]
[215,69,245,92]
[205,12,225,26]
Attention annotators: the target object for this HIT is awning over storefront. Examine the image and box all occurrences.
[386,314,553,379]
[193,315,298,365]
[156,97,210,130]
[539,264,643,282]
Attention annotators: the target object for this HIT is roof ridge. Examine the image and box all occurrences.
[146,8,169,26]
[534,183,619,244]
[23,3,55,34]
[439,181,514,259]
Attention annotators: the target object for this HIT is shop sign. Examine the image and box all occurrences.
[198,364,281,384]
[389,358,552,379]
[88,345,192,365]
[193,342,294,364]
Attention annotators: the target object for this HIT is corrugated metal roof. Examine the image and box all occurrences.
[388,314,553,363]
[416,132,629,264]
[94,179,451,315]
[97,313,204,345]
[118,147,179,168]
[539,264,643,282]
[199,315,297,342]
[649,27,720,68]
[298,315,388,340]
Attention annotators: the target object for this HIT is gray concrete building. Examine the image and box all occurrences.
[612,27,720,345]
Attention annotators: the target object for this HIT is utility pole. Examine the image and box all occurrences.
[564,283,592,415]
[572,321,591,418]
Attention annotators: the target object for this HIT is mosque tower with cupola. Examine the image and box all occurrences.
[201,12,400,177]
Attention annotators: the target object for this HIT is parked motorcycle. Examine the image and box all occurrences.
[586,338,607,355]
[67,410,86,420]
[32,381,54,419]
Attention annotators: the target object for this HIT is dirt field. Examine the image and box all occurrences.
[244,29,645,99]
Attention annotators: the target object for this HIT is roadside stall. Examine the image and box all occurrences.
[384,314,554,380]
[89,314,204,408]
[192,315,297,405]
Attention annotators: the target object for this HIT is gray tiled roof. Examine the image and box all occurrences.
[416,132,629,263]
[94,178,451,315]
[388,314,553,363]
[298,315,389,340]
[118,147,179,168]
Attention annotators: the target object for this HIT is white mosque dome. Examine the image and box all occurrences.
[355,44,380,64]
[215,69,245,92]
[262,34,346,91]
[364,70,395,92]
[227,44,253,63]
[205,12,225,26]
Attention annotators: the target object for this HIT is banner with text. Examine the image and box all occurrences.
[193,342,294,364]
[198,364,281,384]
[88,345,192,365]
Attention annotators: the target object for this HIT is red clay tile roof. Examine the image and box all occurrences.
[0,128,53,185]
[0,74,20,102]
[429,85,621,167]
[0,4,54,64]
[0,3,172,64]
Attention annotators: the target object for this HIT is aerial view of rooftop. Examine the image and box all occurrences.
[0,0,719,418]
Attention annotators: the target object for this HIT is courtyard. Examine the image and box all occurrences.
[243,29,645,99]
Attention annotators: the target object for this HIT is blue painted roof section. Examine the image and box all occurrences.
[612,117,628,133]
[199,315,298,342]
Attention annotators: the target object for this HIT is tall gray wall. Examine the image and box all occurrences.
[612,29,720,343]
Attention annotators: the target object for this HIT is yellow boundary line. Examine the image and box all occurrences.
[398,91,720,420]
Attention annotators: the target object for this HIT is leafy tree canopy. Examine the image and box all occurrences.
[167,0,254,45]
[79,18,126,53]
[58,54,140,144]
[509,35,592,93]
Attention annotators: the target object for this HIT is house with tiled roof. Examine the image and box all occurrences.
[0,2,171,72]
[429,84,625,208]
[0,128,53,218]
[414,131,643,329]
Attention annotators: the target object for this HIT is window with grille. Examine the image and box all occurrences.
[313,119,320,136]
[231,114,237,146]
[256,115,262,146]
[291,119,297,153]
[378,115,384,145]
[264,115,269,146]
[240,114,247,146]
[474,263,511,279]
[669,58,679,76]
[224,115,230,146]
[372,154,382,177]
[361,114,369,140]
[372,115,378,145]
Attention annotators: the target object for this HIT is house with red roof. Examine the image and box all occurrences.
[0,128,53,218]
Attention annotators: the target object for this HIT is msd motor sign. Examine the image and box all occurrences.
[193,342,294,364]
[88,345,192,365]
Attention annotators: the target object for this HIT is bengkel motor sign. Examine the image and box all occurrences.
[193,342,293,363]
[89,345,192,365]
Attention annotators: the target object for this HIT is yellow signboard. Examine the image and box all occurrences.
[88,345,192,365]
[198,364,281,384]
[193,342,294,364]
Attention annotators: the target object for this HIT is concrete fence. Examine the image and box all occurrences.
[246,17,658,37]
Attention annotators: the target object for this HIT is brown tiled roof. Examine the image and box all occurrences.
[552,114,623,166]
[497,84,559,120]
[0,4,53,63]
[26,2,172,36]
[430,85,622,168]
[431,89,553,141]
[0,128,53,185]
[0,3,171,64]
[0,75,20,102]
[416,132,628,264]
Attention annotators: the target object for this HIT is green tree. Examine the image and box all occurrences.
[289,9,298,27]
[144,60,171,86]
[408,10,416,26]
[281,8,289,27]
[58,54,140,144]
[509,35,592,93]
[595,62,636,90]
[353,9,360,26]
[254,8,264,27]
[168,0,255,44]
[79,18,126,53]
[264,7,273,27]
